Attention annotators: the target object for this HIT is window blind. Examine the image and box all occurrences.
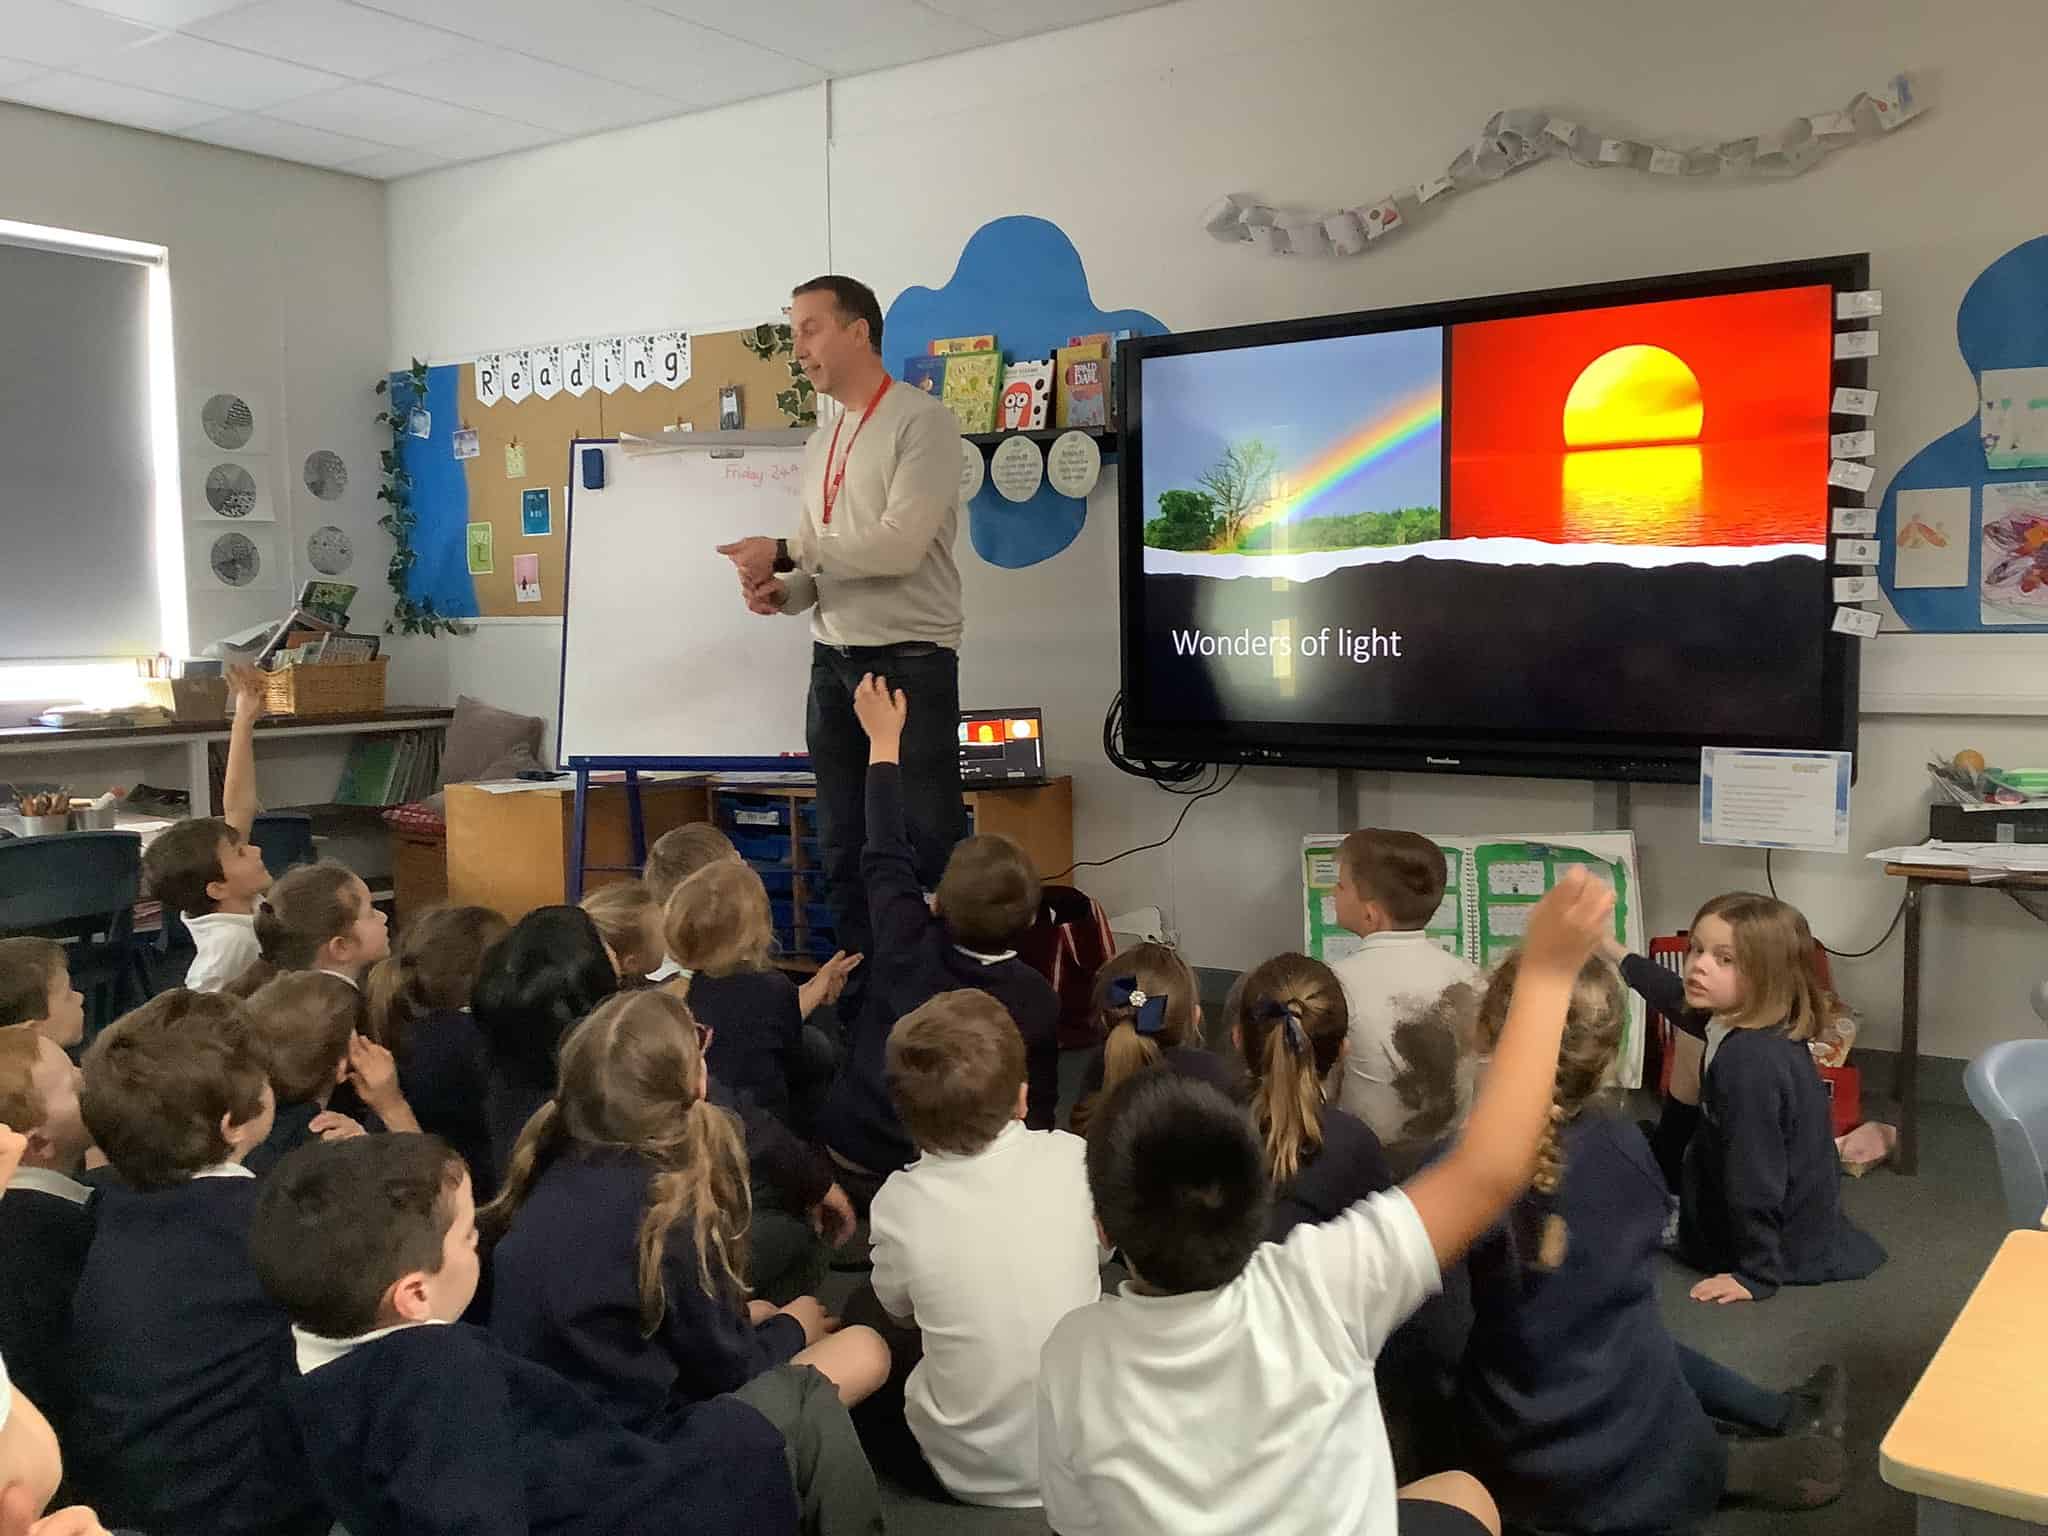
[0,239,158,661]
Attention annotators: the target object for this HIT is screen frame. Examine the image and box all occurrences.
[1116,253,1868,784]
[958,705,1047,782]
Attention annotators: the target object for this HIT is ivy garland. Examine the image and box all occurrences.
[740,323,816,427]
[374,361,469,636]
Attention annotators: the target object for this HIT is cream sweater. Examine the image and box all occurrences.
[782,378,964,649]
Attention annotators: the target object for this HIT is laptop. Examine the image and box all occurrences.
[958,707,1049,787]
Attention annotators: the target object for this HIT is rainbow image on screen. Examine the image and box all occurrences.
[1238,384,1443,542]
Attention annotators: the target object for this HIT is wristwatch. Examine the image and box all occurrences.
[772,538,796,573]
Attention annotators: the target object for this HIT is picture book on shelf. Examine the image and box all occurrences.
[931,334,996,356]
[999,361,1052,431]
[1055,343,1108,430]
[1067,331,1130,425]
[902,355,948,399]
[940,349,1002,434]
[1300,831,1648,1087]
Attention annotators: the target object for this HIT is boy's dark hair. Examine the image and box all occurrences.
[0,937,65,1027]
[935,834,1041,952]
[1086,1072,1268,1294]
[644,823,739,908]
[245,972,365,1105]
[142,815,239,917]
[885,989,1026,1156]
[251,1134,468,1338]
[80,990,269,1189]
[1338,828,1448,929]
[792,275,884,354]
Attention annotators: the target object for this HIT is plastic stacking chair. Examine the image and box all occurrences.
[0,830,145,1040]
[1964,1039,2048,1231]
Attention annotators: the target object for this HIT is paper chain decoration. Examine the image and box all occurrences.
[1205,73,1924,257]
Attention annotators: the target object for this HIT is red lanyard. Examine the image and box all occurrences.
[821,376,893,527]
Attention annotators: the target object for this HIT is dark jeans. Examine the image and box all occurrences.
[806,642,967,1013]
[1678,1344,1790,1433]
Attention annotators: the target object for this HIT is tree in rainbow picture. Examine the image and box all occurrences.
[1142,326,1444,555]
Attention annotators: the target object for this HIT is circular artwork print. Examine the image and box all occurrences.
[201,394,256,450]
[304,450,348,501]
[209,531,261,588]
[307,525,353,575]
[204,462,258,517]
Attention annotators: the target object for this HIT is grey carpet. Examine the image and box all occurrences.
[831,1047,2007,1534]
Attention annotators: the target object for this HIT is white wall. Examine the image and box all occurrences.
[385,0,2048,1062]
[0,102,391,650]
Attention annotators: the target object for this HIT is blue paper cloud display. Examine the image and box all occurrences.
[395,363,480,618]
[883,216,1168,568]
[1880,236,2048,631]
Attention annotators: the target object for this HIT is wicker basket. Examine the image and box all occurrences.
[261,657,388,717]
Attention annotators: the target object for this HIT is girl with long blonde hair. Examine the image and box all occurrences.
[483,989,886,1438]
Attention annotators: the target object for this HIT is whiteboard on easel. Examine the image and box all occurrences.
[558,434,813,762]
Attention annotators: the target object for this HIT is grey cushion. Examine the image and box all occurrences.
[438,694,545,786]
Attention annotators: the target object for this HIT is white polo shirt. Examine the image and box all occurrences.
[1037,1187,1439,1536]
[183,910,259,992]
[869,1120,1099,1507]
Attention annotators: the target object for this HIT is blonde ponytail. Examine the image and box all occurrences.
[481,1097,568,1241]
[1233,954,1348,1185]
[1072,943,1200,1135]
[636,1094,752,1332]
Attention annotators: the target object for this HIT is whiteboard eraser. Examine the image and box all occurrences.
[581,447,605,490]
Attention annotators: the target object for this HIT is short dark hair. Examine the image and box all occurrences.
[245,971,365,1105]
[251,1134,468,1338]
[886,989,1026,1156]
[792,275,884,355]
[1338,829,1448,929]
[142,815,238,917]
[0,938,66,1027]
[81,990,269,1188]
[936,834,1041,952]
[1086,1073,1268,1294]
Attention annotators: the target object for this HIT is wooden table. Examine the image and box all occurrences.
[1880,1230,2048,1531]
[1881,863,2048,1176]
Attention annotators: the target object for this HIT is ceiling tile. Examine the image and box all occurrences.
[2,0,157,69]
[920,0,1168,39]
[372,43,684,134]
[180,109,396,165]
[265,81,538,147]
[0,57,51,89]
[65,0,251,25]
[2,70,219,131]
[639,0,995,74]
[332,144,448,178]
[190,0,471,80]
[428,112,560,161]
[82,32,350,110]
[359,0,818,103]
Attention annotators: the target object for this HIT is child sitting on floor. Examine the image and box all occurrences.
[140,666,272,992]
[69,990,326,1536]
[249,1133,808,1536]
[242,971,419,1175]
[818,675,1057,1207]
[1068,942,1233,1134]
[853,987,1100,1507]
[0,1026,95,1449]
[1230,954,1393,1242]
[1036,868,1613,1536]
[365,904,509,1199]
[0,939,85,1049]
[227,860,391,998]
[1458,949,1847,1531]
[581,881,669,986]
[1606,892,1884,1303]
[643,824,742,982]
[1329,829,1481,1172]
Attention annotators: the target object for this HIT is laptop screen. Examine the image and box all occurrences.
[959,708,1045,784]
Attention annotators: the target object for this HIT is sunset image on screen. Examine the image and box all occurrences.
[1448,287,1832,546]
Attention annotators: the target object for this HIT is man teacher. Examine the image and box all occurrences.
[718,275,968,1009]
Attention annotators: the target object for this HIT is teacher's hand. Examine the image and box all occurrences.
[744,576,788,615]
[717,536,778,585]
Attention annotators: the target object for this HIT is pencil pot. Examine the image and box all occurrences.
[19,815,69,836]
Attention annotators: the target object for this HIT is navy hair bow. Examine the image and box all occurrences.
[1107,975,1169,1037]
[1256,998,1310,1056]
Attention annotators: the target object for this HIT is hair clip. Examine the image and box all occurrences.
[1255,997,1310,1055]
[1108,975,1170,1037]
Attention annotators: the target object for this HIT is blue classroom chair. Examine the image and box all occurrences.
[0,830,146,1041]
[1964,1039,2048,1231]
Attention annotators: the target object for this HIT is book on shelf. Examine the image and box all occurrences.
[902,355,947,400]
[1066,331,1131,426]
[939,349,1003,435]
[1055,343,1109,430]
[999,361,1053,431]
[930,334,996,356]
[334,738,400,806]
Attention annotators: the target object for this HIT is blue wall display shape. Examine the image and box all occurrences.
[394,362,480,618]
[883,216,1168,569]
[1880,235,2048,631]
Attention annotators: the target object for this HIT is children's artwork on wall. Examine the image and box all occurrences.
[190,456,274,522]
[513,553,541,603]
[883,216,1168,568]
[187,524,277,591]
[303,450,348,501]
[306,525,353,575]
[200,391,263,452]
[1879,235,2048,631]
[521,487,552,536]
